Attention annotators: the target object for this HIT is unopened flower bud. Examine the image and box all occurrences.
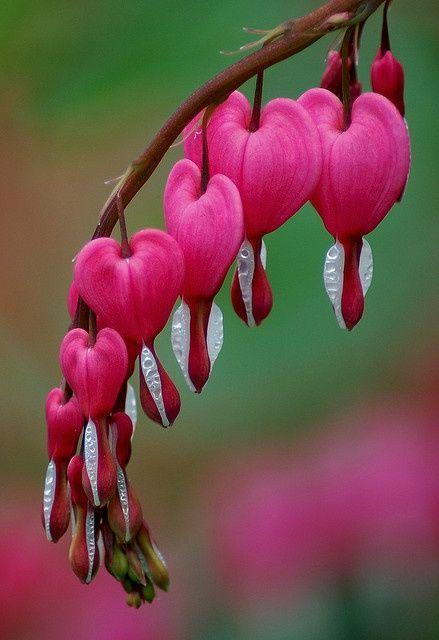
[136,522,170,591]
[67,456,100,584]
[106,414,143,541]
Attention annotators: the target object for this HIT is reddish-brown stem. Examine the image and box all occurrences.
[341,26,354,127]
[381,1,391,52]
[72,0,385,331]
[249,70,264,132]
[200,111,210,194]
[117,193,131,258]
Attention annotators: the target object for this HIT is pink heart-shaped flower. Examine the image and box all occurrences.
[298,88,410,329]
[164,159,243,392]
[74,229,184,345]
[60,327,128,418]
[184,91,322,328]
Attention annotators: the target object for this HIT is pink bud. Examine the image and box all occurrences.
[184,91,321,326]
[298,88,410,329]
[81,417,117,506]
[164,159,243,391]
[60,327,128,418]
[320,50,361,103]
[68,456,100,584]
[45,387,83,461]
[371,48,405,117]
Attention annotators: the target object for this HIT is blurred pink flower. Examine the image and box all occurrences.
[0,493,185,640]
[206,403,439,602]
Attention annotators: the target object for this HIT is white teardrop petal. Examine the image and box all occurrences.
[260,240,267,270]
[85,504,96,584]
[84,419,100,506]
[125,383,137,432]
[207,302,223,372]
[323,241,347,330]
[359,238,373,296]
[237,238,256,327]
[116,465,131,542]
[171,301,196,392]
[43,459,56,541]
[140,345,170,427]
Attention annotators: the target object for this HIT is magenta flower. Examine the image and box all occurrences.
[43,388,83,542]
[67,455,100,584]
[74,229,184,427]
[107,411,143,542]
[60,327,128,506]
[299,88,410,329]
[164,158,243,392]
[184,91,322,327]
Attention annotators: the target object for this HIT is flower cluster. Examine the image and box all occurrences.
[43,3,410,605]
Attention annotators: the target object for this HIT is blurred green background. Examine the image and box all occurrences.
[1,1,438,639]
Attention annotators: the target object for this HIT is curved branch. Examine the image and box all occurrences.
[92,0,384,242]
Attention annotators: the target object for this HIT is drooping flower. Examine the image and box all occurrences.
[67,455,100,584]
[60,327,128,505]
[107,411,143,542]
[74,229,184,427]
[184,91,322,327]
[42,388,83,542]
[164,158,244,392]
[298,88,410,329]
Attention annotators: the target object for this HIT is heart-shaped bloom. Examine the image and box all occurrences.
[42,388,84,542]
[107,412,143,542]
[184,91,322,327]
[60,327,128,505]
[164,159,244,392]
[74,229,184,427]
[67,455,100,584]
[298,88,410,329]
[371,47,405,117]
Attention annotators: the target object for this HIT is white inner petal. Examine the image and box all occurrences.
[43,459,56,542]
[84,419,100,506]
[140,345,170,427]
[125,382,137,434]
[108,422,131,541]
[359,238,373,296]
[323,241,347,330]
[206,302,224,372]
[171,301,195,392]
[237,238,256,327]
[260,239,267,270]
[85,503,96,584]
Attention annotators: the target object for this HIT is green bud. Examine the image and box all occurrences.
[141,578,156,604]
[136,523,170,591]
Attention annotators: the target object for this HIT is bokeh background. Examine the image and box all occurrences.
[1,1,438,638]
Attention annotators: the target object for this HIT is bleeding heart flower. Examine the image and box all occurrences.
[184,91,322,327]
[164,158,243,392]
[42,388,84,542]
[67,455,100,584]
[74,229,184,427]
[60,327,128,505]
[107,412,143,542]
[298,88,410,329]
